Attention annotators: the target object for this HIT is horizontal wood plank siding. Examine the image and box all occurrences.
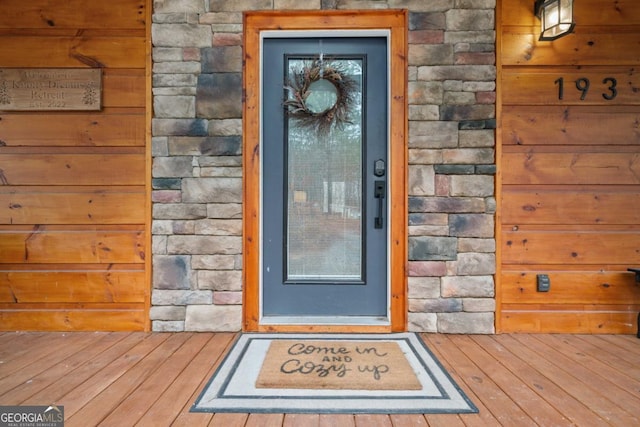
[0,309,146,331]
[0,111,145,146]
[502,106,640,146]
[499,311,637,334]
[0,0,150,331]
[498,0,640,333]
[0,37,146,68]
[501,69,640,105]
[502,230,640,265]
[501,34,640,66]
[502,150,640,185]
[502,188,640,225]
[0,270,145,303]
[0,154,145,185]
[502,271,640,304]
[502,0,640,27]
[0,188,146,224]
[0,227,145,264]
[0,0,146,30]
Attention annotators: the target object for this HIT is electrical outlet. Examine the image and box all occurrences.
[537,274,550,292]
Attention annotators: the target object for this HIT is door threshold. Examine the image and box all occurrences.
[261,316,390,326]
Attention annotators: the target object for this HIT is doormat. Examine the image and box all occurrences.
[191,333,478,414]
[256,340,422,390]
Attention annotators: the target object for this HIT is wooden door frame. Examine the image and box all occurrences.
[242,10,408,333]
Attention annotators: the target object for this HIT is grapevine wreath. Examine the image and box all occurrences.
[283,59,359,136]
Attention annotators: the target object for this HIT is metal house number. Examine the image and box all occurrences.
[554,77,618,101]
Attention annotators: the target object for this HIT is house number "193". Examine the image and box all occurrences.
[554,77,618,101]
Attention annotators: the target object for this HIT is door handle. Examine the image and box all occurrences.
[374,180,385,229]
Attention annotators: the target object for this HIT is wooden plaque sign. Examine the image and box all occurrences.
[0,68,102,111]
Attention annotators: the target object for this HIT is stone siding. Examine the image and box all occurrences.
[151,0,496,333]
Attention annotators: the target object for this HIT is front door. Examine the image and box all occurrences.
[261,36,388,322]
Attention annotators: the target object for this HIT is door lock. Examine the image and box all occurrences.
[374,159,385,177]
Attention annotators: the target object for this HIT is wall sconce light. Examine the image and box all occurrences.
[534,0,575,41]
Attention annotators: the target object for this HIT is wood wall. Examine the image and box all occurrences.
[499,0,640,333]
[0,0,150,331]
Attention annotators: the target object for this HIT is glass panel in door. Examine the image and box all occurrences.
[286,57,363,283]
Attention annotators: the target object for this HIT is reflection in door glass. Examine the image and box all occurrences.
[285,58,363,282]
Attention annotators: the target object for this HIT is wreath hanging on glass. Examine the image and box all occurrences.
[283,59,359,137]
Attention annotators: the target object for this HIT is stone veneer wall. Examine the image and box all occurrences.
[151,0,496,333]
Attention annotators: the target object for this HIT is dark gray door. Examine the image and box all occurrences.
[262,37,388,318]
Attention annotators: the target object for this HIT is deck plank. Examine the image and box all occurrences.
[570,334,640,377]
[18,332,143,406]
[422,334,532,426]
[538,335,640,416]
[471,335,608,426]
[0,332,87,377]
[66,333,192,426]
[319,414,356,427]
[0,332,48,365]
[283,414,320,427]
[1,333,639,426]
[593,334,640,364]
[0,332,100,401]
[208,412,249,427]
[354,414,392,426]
[0,332,127,403]
[135,333,235,426]
[388,414,428,427]
[452,335,568,425]
[506,334,638,425]
[419,334,500,427]
[543,334,640,396]
[170,412,213,427]
[58,333,171,421]
[101,333,212,425]
[423,414,466,426]
[246,413,284,427]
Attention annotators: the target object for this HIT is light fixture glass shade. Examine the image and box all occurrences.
[535,0,575,41]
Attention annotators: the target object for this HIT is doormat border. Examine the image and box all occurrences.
[191,333,478,414]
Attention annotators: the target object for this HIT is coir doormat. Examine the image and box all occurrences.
[191,333,478,414]
[256,340,422,390]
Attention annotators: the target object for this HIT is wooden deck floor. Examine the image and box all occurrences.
[0,332,639,426]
